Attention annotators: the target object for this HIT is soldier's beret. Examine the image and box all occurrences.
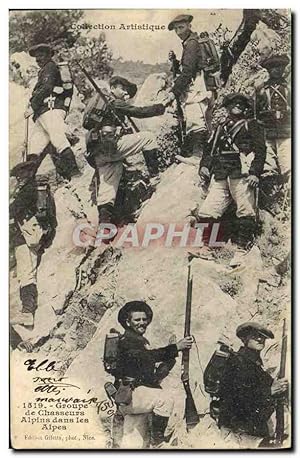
[168,14,193,31]
[260,54,290,69]
[29,43,53,57]
[118,301,153,329]
[222,93,253,109]
[109,76,137,98]
[236,322,274,340]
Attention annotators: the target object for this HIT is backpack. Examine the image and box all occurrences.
[203,341,235,397]
[103,328,122,376]
[56,62,74,110]
[197,32,220,90]
[83,92,108,130]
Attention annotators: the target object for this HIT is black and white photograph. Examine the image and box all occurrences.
[8,8,291,450]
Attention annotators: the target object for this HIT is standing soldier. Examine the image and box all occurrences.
[168,14,220,156]
[10,157,57,327]
[256,54,291,179]
[197,93,266,267]
[218,322,288,447]
[84,76,173,225]
[25,43,80,181]
[112,301,193,446]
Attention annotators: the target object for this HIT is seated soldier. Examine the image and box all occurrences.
[84,76,173,225]
[114,301,193,446]
[197,93,266,267]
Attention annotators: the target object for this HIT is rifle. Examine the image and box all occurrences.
[75,60,139,134]
[23,116,29,163]
[274,319,288,445]
[181,260,200,431]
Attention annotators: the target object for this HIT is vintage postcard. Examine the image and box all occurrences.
[9,9,291,449]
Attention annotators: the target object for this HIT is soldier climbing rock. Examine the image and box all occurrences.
[25,43,80,181]
[84,76,173,226]
[217,322,288,446]
[256,54,291,178]
[10,157,57,328]
[197,93,266,267]
[168,14,220,156]
[111,301,193,446]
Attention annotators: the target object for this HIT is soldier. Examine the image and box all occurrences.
[25,43,80,181]
[85,76,173,225]
[197,93,266,267]
[114,301,193,446]
[218,322,288,445]
[10,157,57,327]
[256,54,291,178]
[168,14,219,156]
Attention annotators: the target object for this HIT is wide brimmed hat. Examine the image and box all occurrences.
[222,93,253,109]
[109,76,137,98]
[168,14,193,31]
[260,54,290,69]
[236,322,274,340]
[118,301,153,329]
[29,43,53,57]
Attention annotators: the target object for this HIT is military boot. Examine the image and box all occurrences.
[54,147,81,181]
[20,283,38,314]
[151,414,170,447]
[97,203,116,244]
[230,216,257,267]
[143,149,160,176]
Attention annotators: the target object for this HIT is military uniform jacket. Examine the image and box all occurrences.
[101,98,165,129]
[30,60,68,121]
[200,117,266,180]
[115,328,178,388]
[218,347,275,438]
[256,78,291,139]
[172,32,207,98]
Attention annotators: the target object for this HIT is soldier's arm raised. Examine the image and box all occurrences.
[112,99,165,118]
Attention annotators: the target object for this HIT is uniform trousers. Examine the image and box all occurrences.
[14,216,44,288]
[181,74,212,135]
[266,137,291,176]
[29,109,70,155]
[95,131,158,206]
[119,385,174,417]
[199,176,256,219]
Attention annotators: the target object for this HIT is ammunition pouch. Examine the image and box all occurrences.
[86,126,122,164]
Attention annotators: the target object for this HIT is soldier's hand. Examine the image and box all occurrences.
[169,50,176,62]
[162,92,176,107]
[24,107,33,118]
[271,378,289,396]
[176,336,194,351]
[246,175,259,188]
[199,167,210,180]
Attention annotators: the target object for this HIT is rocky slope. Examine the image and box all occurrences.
[9,16,291,448]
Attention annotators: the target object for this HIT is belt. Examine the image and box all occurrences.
[220,150,240,155]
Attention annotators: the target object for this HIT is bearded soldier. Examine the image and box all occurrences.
[84,76,173,226]
[168,14,220,156]
[197,93,266,267]
[25,43,80,181]
[256,54,291,178]
[113,301,193,446]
